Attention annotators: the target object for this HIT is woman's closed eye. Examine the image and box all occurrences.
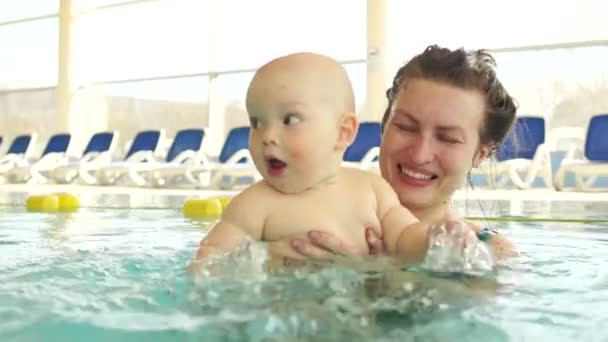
[394,122,416,132]
[438,134,464,144]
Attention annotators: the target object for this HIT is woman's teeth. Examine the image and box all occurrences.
[400,165,432,180]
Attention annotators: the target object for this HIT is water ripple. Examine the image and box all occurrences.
[0,204,606,341]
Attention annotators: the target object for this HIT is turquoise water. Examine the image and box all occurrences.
[1,201,607,341]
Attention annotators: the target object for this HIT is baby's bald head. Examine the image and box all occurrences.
[246,52,355,119]
[245,53,360,193]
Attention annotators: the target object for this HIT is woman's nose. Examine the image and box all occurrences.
[409,137,434,164]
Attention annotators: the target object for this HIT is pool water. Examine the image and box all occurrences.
[0,200,607,341]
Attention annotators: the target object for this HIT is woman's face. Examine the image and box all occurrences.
[379,78,491,213]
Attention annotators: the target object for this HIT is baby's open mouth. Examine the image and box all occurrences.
[266,157,287,176]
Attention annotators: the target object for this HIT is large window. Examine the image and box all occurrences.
[210,0,366,71]
[77,0,211,83]
[77,0,366,84]
[70,0,367,156]
[386,0,608,66]
[0,3,59,147]
[0,1,58,22]
[495,46,608,130]
[74,0,150,10]
[0,18,59,89]
[81,76,210,156]
[0,88,57,156]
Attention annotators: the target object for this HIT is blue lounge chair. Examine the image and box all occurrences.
[473,116,552,189]
[0,134,37,182]
[188,126,258,188]
[48,131,119,184]
[94,129,164,186]
[342,121,381,172]
[6,133,71,184]
[554,114,608,191]
[135,128,206,187]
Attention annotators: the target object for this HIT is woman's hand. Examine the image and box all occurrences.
[267,228,385,265]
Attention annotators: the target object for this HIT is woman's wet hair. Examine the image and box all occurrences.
[381,45,518,154]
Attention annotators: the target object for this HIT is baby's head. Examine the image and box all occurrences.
[246,52,358,194]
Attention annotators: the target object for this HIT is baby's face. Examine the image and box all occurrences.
[246,73,341,194]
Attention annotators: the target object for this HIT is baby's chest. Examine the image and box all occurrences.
[263,196,380,250]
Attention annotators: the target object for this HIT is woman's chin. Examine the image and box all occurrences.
[393,180,437,208]
[398,191,433,210]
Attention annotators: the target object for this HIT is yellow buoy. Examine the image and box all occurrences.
[183,198,223,218]
[57,193,80,212]
[216,196,232,209]
[26,195,60,212]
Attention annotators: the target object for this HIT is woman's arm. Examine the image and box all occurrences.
[471,225,518,258]
[272,223,517,262]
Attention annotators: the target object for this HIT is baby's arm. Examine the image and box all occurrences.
[194,188,266,260]
[371,176,431,263]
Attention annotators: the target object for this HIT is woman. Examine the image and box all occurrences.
[270,45,518,261]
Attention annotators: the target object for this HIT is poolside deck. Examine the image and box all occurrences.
[0,183,606,209]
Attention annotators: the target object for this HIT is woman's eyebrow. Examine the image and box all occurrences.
[437,125,465,135]
[392,109,418,123]
[393,109,465,134]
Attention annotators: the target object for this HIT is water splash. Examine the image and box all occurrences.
[420,221,496,276]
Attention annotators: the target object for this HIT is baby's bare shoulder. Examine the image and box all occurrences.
[226,181,279,210]
[340,167,391,193]
[340,167,384,184]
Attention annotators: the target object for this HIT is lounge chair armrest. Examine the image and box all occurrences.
[33,152,68,168]
[80,151,113,164]
[197,153,212,165]
[126,150,160,163]
[361,147,380,164]
[0,153,25,166]
[15,157,36,168]
[224,149,253,165]
[563,144,584,160]
[533,143,549,159]
[170,150,199,164]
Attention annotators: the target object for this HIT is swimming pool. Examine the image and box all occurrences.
[0,197,607,341]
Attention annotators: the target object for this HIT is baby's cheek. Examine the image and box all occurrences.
[287,142,314,161]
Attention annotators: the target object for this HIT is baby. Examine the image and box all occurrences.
[193,52,431,266]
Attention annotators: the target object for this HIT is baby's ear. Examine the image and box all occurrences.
[336,112,359,150]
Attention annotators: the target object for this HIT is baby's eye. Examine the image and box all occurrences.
[249,117,261,129]
[283,113,301,126]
